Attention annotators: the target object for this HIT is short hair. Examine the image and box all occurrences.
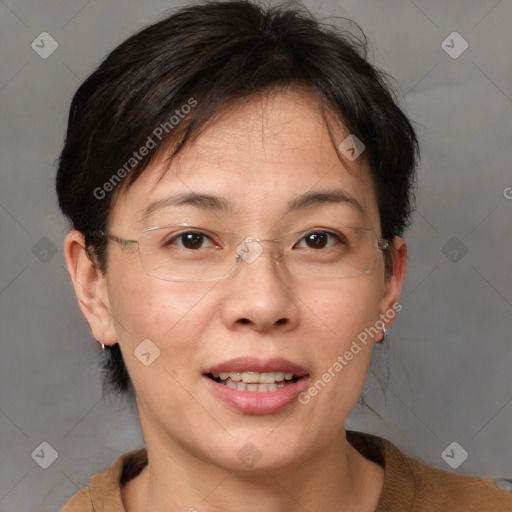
[56,0,419,400]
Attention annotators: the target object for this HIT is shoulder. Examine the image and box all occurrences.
[410,460,512,511]
[60,487,94,512]
[60,448,148,512]
[346,430,512,511]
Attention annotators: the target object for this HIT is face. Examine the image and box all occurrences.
[67,87,406,473]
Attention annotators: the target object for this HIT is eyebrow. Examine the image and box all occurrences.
[287,189,364,214]
[139,188,364,223]
[140,192,232,223]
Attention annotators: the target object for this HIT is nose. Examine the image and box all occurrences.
[220,239,300,332]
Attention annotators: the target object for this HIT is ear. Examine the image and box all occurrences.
[376,236,407,342]
[63,230,118,346]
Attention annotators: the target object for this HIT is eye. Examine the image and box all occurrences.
[295,231,344,250]
[164,231,216,250]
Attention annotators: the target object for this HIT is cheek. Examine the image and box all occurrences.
[290,280,383,438]
[108,273,217,359]
[305,279,382,353]
[107,277,222,408]
[304,280,382,392]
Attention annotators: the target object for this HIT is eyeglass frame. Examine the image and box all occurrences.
[98,225,391,282]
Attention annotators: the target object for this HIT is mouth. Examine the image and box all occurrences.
[205,371,302,392]
[202,357,310,414]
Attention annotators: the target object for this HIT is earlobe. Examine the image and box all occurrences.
[377,237,407,338]
[63,230,117,346]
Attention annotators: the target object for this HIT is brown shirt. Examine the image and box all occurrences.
[61,430,512,511]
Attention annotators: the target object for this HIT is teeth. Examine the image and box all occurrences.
[242,372,260,384]
[259,372,276,384]
[219,378,289,392]
[274,372,285,382]
[226,379,237,389]
[215,371,297,384]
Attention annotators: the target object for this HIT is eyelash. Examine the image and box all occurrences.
[163,230,345,250]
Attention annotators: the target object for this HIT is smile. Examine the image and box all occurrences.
[203,358,310,414]
[208,371,300,392]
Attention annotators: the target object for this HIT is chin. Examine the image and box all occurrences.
[201,430,308,474]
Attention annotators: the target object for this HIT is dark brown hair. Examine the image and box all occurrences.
[56,0,419,400]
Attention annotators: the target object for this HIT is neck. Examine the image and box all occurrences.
[123,428,383,512]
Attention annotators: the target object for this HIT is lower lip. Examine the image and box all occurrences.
[203,376,310,415]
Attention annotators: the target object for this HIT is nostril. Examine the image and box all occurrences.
[236,317,289,327]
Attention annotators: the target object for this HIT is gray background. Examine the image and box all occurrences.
[1,0,511,510]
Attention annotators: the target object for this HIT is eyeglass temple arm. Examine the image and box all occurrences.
[99,230,139,249]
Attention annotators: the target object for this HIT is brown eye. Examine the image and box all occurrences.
[298,231,341,250]
[305,232,328,249]
[180,232,205,249]
[165,231,213,250]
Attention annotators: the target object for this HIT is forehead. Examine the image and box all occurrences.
[110,88,380,231]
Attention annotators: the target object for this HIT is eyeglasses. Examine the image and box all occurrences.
[99,225,390,282]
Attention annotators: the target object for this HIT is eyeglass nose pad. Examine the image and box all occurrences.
[235,238,264,264]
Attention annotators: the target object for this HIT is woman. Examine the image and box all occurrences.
[57,1,512,510]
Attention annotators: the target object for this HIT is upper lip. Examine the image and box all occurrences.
[204,357,309,377]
